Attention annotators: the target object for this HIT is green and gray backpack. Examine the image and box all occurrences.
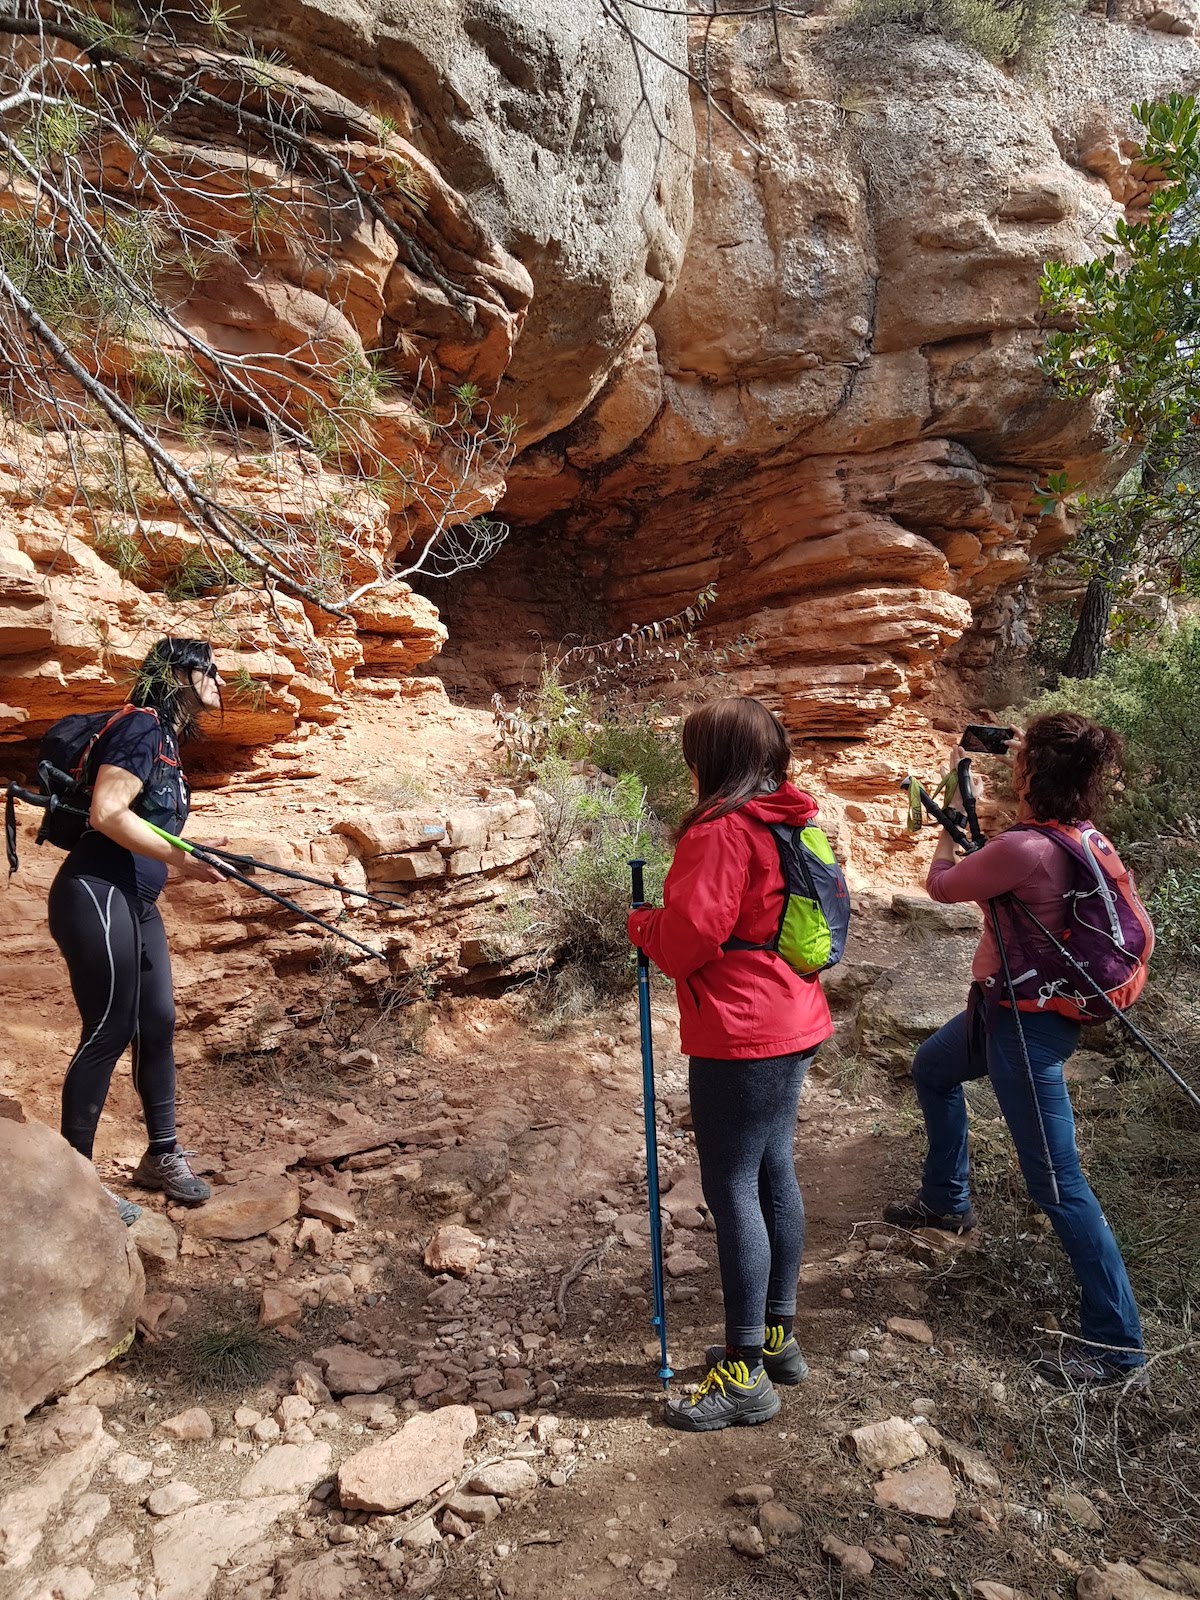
[723,821,851,975]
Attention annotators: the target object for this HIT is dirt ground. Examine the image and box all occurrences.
[4,982,1200,1600]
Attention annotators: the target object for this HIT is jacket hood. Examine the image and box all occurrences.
[738,782,820,828]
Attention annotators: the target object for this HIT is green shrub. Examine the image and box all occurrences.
[849,0,1074,66]
[586,719,693,831]
[507,757,671,1027]
[1032,622,1200,845]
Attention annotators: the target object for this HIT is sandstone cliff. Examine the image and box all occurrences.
[0,2,1197,1075]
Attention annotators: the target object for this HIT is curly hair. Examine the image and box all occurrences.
[1020,712,1124,823]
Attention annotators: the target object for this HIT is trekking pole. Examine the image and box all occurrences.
[629,858,673,1390]
[143,822,387,963]
[192,843,408,912]
[1004,896,1200,1116]
[956,757,1059,1193]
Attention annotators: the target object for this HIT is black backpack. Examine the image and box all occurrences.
[5,705,176,872]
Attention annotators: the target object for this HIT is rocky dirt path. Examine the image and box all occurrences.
[2,992,1197,1600]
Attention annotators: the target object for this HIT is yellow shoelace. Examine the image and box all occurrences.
[690,1359,752,1403]
[764,1324,787,1355]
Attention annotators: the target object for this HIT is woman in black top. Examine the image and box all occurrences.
[50,637,228,1221]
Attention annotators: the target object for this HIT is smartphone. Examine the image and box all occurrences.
[961,723,1017,756]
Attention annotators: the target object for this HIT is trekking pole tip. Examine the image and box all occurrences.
[658,1364,673,1389]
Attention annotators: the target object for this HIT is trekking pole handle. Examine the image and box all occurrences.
[899,777,973,853]
[629,858,647,908]
[955,758,987,851]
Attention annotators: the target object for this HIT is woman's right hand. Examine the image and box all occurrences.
[177,851,230,885]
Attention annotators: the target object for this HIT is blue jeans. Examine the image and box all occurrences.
[913,1004,1144,1369]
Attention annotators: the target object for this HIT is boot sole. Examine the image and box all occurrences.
[665,1390,782,1433]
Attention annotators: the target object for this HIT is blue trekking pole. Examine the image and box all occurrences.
[629,859,673,1390]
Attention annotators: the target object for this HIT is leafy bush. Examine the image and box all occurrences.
[1032,622,1200,844]
[585,719,693,832]
[848,0,1073,65]
[526,759,669,993]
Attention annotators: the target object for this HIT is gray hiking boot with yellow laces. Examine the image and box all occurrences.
[706,1328,810,1385]
[666,1358,781,1433]
[131,1146,211,1205]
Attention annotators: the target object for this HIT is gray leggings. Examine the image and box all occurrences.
[688,1050,816,1348]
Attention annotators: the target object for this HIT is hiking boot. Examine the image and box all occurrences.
[131,1147,211,1205]
[1033,1349,1148,1391]
[882,1195,977,1235]
[705,1338,809,1385]
[665,1358,781,1433]
[102,1186,142,1226]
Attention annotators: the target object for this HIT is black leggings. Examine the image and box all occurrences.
[688,1049,816,1348]
[49,872,177,1160]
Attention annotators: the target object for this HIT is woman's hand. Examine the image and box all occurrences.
[176,851,230,885]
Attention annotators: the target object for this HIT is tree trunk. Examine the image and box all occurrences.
[1062,575,1112,679]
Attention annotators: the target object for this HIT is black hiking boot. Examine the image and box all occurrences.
[665,1357,781,1433]
[131,1146,211,1205]
[1033,1349,1148,1391]
[883,1194,977,1235]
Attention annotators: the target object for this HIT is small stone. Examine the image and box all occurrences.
[935,1434,1002,1494]
[94,1532,137,1568]
[729,1526,766,1559]
[185,1176,299,1241]
[759,1500,804,1538]
[401,1516,442,1550]
[822,1535,875,1583]
[239,1441,333,1498]
[275,1396,315,1428]
[468,1459,538,1497]
[1047,1488,1103,1532]
[423,1226,485,1277]
[233,1407,263,1430]
[874,1461,957,1523]
[886,1317,934,1346]
[730,1484,774,1506]
[868,1537,907,1569]
[258,1288,302,1330]
[971,1584,1022,1600]
[297,1218,334,1256]
[338,1406,478,1513]
[848,1348,870,1364]
[159,1408,214,1442]
[129,1209,179,1270]
[251,1418,280,1443]
[445,1490,501,1525]
[300,1185,357,1232]
[639,1556,680,1587]
[436,1509,469,1541]
[664,1249,706,1278]
[147,1481,201,1516]
[850,1417,928,1473]
[108,1453,153,1486]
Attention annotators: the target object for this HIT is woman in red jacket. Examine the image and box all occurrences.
[628,697,834,1431]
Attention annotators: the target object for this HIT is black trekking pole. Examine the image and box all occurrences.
[955,760,1061,1206]
[144,823,387,963]
[629,859,673,1391]
[1004,896,1200,1116]
[193,843,408,912]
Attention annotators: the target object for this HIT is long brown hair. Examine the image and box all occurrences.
[677,697,791,836]
[1020,712,1123,823]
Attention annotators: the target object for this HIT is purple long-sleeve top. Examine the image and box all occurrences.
[927,828,1073,981]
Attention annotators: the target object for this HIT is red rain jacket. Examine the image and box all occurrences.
[628,783,835,1060]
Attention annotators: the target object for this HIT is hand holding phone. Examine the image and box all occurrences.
[961,723,1017,756]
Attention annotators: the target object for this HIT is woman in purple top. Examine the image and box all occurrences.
[885,714,1145,1387]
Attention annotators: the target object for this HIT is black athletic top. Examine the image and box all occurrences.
[60,710,189,902]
